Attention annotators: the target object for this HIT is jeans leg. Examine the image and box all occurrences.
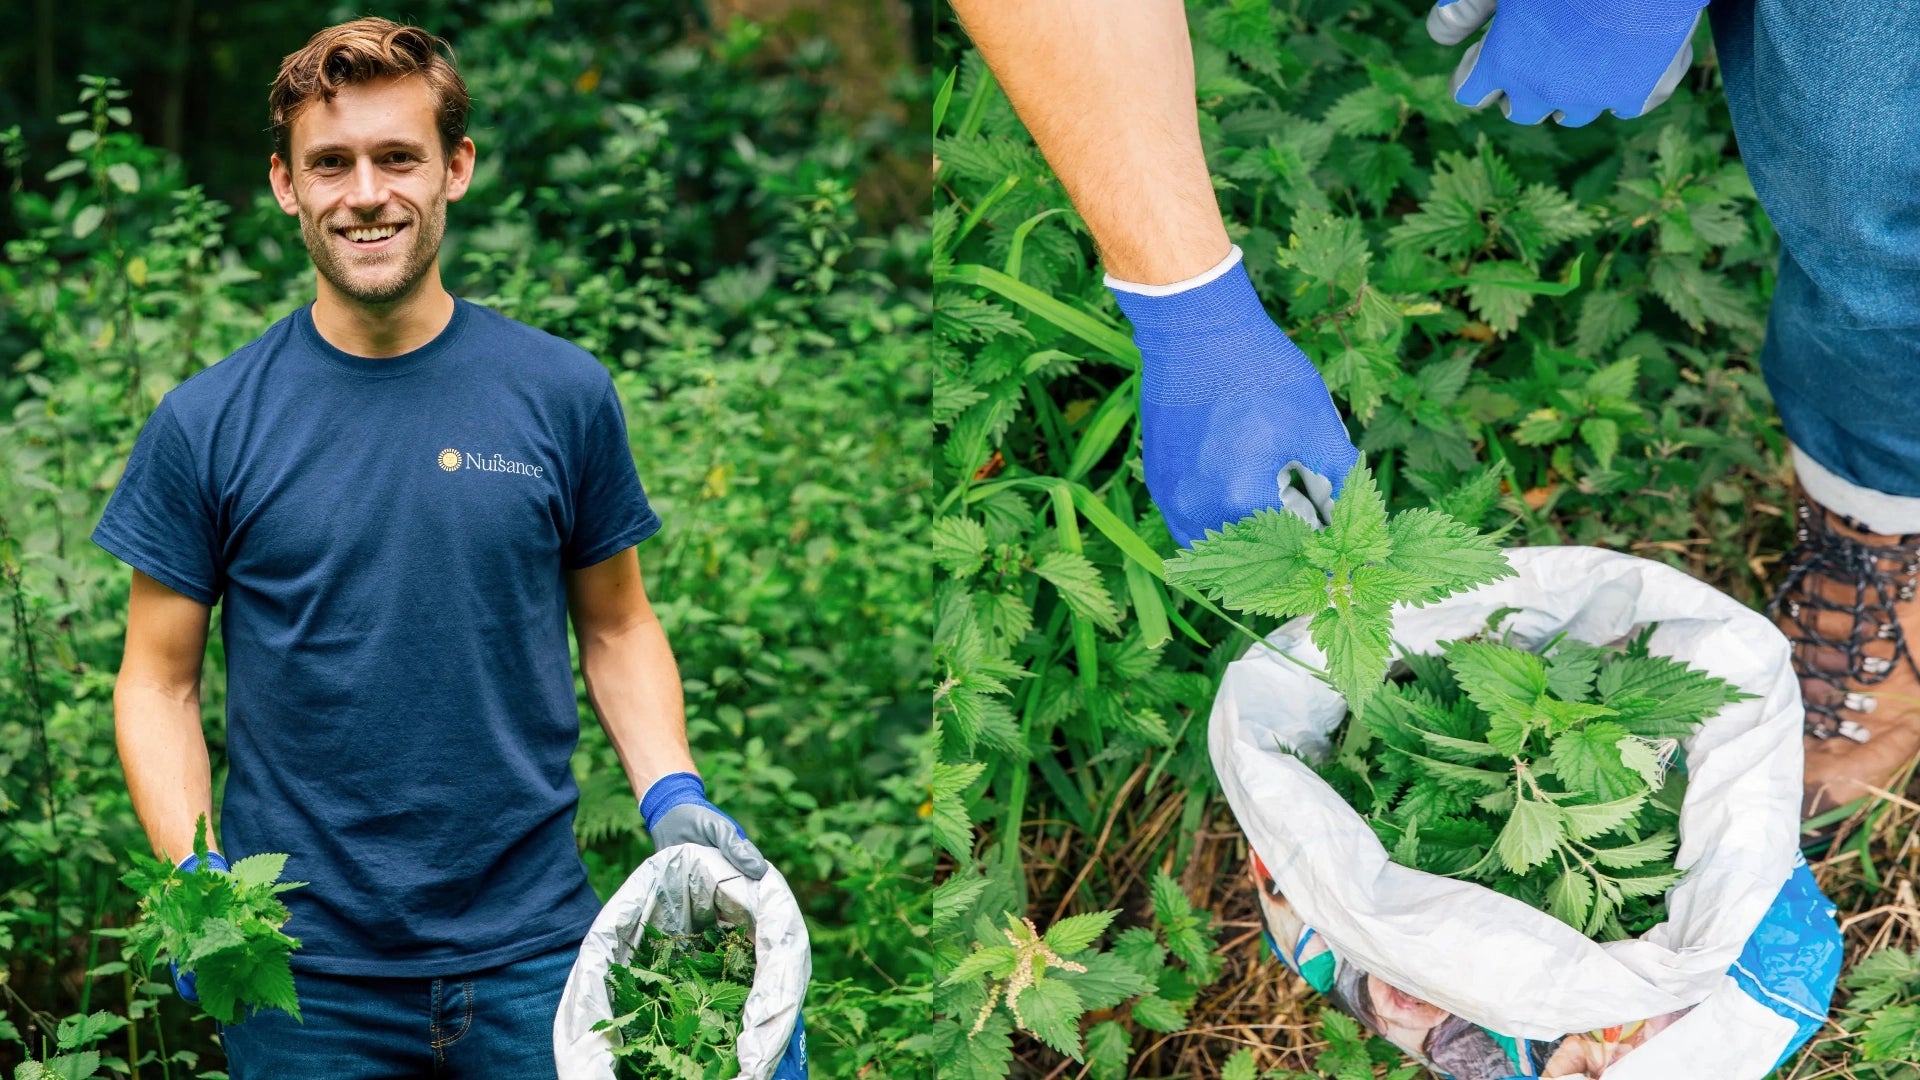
[220,968,435,1079]
[1709,0,1920,498]
[439,941,579,1080]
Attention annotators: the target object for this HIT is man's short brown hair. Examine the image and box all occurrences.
[269,17,470,161]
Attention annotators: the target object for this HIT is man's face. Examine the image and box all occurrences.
[269,75,473,307]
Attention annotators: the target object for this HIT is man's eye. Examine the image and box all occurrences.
[388,152,415,164]
[316,156,343,169]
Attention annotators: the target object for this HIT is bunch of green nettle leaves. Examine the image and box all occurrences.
[119,815,305,1023]
[1166,461,1751,940]
[597,923,758,1079]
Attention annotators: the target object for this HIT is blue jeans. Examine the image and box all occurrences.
[219,942,578,1079]
[1711,0,1920,496]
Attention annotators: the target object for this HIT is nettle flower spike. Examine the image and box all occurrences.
[1002,914,1086,1028]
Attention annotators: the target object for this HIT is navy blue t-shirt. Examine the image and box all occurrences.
[92,296,660,976]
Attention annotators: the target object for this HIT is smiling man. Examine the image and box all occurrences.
[91,18,775,1076]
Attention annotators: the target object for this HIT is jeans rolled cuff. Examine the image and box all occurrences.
[1792,444,1920,535]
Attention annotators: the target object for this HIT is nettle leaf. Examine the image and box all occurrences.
[1576,289,1641,357]
[1543,641,1603,701]
[933,516,990,577]
[1580,417,1620,470]
[1445,641,1547,733]
[1463,261,1540,336]
[1597,653,1748,737]
[1383,508,1513,605]
[1276,211,1372,296]
[1129,993,1189,1033]
[1547,868,1596,927]
[1043,910,1119,956]
[1860,1004,1920,1063]
[1497,796,1563,874]
[1012,977,1085,1060]
[1058,954,1158,1011]
[1083,1020,1133,1080]
[1032,550,1121,632]
[1164,508,1327,618]
[1323,458,1391,570]
[1549,722,1642,801]
[1559,792,1647,842]
[1311,604,1393,722]
[1587,831,1676,870]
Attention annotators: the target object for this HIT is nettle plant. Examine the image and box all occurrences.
[938,869,1220,1080]
[119,816,304,1025]
[597,924,757,1080]
[1166,461,1750,938]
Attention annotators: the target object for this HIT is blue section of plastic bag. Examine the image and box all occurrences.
[1726,853,1842,1071]
[770,1009,807,1079]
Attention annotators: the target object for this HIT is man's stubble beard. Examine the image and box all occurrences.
[297,189,447,307]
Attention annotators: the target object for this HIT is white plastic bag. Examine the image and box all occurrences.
[1211,546,1821,1078]
[553,844,811,1080]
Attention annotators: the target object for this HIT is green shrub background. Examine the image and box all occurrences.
[0,2,933,1076]
[933,1,1920,1077]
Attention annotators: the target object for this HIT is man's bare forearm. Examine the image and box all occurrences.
[578,616,699,801]
[115,681,218,864]
[950,0,1231,284]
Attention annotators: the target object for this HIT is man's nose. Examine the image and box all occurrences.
[343,157,385,213]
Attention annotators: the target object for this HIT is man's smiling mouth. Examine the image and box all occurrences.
[339,223,405,245]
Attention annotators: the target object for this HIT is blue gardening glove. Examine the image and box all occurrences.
[1108,247,1359,548]
[170,850,229,1003]
[640,772,769,879]
[1427,0,1703,126]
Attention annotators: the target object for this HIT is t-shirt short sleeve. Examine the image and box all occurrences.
[91,396,225,605]
[564,381,661,569]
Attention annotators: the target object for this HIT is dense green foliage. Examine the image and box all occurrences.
[932,1,1917,1077]
[120,817,303,1027]
[1,5,930,1076]
[598,924,756,1079]
[1168,460,1752,941]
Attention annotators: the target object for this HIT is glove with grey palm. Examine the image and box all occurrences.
[1426,0,1703,127]
[639,772,769,879]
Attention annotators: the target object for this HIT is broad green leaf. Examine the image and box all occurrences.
[1058,953,1158,1011]
[1323,460,1391,571]
[1559,792,1647,842]
[1084,1020,1133,1080]
[1165,508,1326,618]
[1611,869,1684,898]
[1129,993,1188,1033]
[1446,641,1547,730]
[932,516,989,577]
[1148,870,1193,929]
[1549,722,1642,801]
[1615,736,1670,790]
[1383,508,1513,605]
[1547,868,1595,928]
[1403,751,1510,794]
[1587,831,1677,870]
[1310,603,1394,723]
[1011,976,1085,1059]
[932,875,990,933]
[1044,910,1119,956]
[1580,417,1620,470]
[228,852,290,891]
[1496,797,1563,874]
[1860,1004,1920,1063]
[944,945,1018,986]
[1032,550,1121,633]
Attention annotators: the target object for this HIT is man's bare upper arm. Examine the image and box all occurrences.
[119,569,212,701]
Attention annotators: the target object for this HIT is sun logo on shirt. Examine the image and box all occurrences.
[437,448,462,472]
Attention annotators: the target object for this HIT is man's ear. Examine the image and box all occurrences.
[444,136,477,203]
[268,154,300,216]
